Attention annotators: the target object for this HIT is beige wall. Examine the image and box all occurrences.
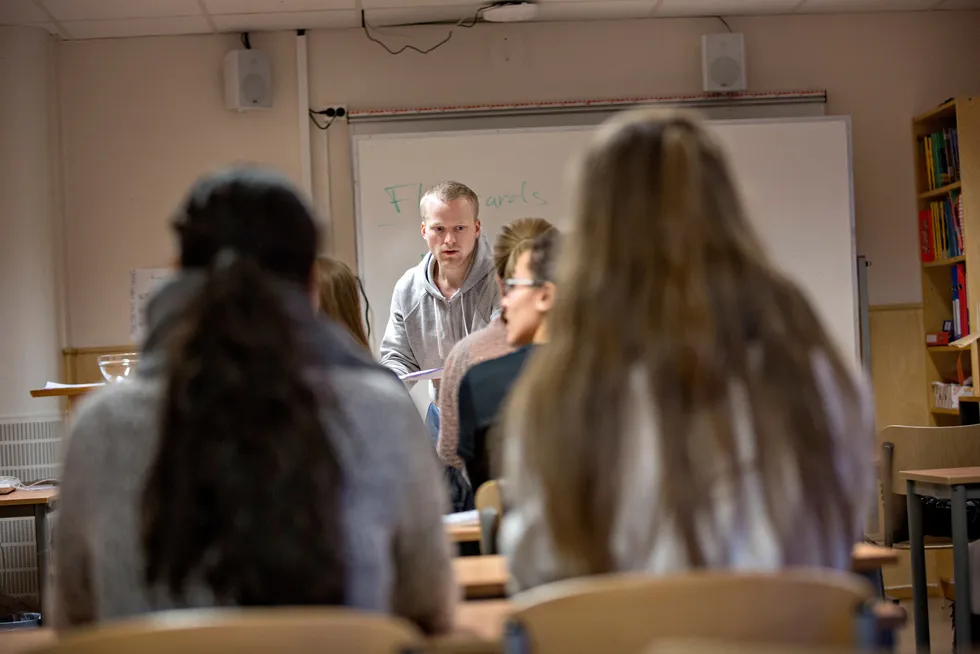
[58,11,980,346]
[0,27,63,417]
[59,31,299,347]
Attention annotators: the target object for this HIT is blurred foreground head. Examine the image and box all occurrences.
[503,109,868,574]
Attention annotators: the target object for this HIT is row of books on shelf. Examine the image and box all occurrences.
[918,190,964,262]
[927,263,970,343]
[921,127,960,191]
[951,262,969,340]
[932,381,973,410]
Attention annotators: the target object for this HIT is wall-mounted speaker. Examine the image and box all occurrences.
[223,49,272,111]
[701,33,746,93]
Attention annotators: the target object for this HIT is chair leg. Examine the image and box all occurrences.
[856,601,901,653]
[859,568,886,600]
[478,508,499,555]
[504,620,530,654]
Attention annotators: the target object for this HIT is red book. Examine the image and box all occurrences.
[919,208,936,262]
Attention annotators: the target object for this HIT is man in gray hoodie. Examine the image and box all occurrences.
[379,181,499,441]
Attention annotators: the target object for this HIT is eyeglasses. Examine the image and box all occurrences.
[503,278,544,295]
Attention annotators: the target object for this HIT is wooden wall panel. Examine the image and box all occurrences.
[867,302,948,595]
[869,304,930,431]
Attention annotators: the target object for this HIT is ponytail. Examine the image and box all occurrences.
[142,253,346,605]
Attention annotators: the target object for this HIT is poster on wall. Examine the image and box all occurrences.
[130,267,173,343]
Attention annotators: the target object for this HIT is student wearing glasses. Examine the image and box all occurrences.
[455,228,561,492]
[436,217,554,512]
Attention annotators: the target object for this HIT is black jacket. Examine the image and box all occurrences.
[457,345,535,492]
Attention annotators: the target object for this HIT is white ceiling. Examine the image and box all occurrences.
[0,0,976,40]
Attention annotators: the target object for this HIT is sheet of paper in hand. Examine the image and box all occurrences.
[399,367,443,382]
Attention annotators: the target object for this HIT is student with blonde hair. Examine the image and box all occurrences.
[499,109,875,591]
[315,255,370,349]
[380,181,498,443]
[436,217,554,510]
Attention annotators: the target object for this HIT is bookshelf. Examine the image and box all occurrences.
[914,98,980,424]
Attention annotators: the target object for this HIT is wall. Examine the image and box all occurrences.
[309,11,980,309]
[58,31,299,347]
[57,11,980,346]
[0,27,63,417]
[0,26,66,603]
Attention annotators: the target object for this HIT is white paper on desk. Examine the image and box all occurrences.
[43,381,105,390]
[442,510,479,524]
[398,367,442,382]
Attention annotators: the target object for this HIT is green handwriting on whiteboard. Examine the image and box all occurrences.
[384,184,424,214]
[382,181,548,215]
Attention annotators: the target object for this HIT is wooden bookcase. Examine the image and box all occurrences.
[915,97,980,424]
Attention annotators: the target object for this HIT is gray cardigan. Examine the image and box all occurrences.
[49,274,457,634]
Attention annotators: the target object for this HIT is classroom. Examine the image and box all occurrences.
[2,0,980,652]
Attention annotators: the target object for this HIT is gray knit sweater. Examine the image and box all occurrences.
[49,274,457,634]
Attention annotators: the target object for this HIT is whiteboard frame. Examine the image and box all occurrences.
[351,114,859,363]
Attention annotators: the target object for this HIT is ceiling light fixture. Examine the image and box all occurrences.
[482,1,540,22]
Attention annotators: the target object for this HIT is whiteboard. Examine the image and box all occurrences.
[353,116,857,367]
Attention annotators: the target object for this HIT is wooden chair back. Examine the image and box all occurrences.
[34,607,423,654]
[475,480,504,555]
[505,569,873,654]
[474,480,503,515]
[643,638,857,654]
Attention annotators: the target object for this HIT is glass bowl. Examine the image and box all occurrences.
[97,353,140,384]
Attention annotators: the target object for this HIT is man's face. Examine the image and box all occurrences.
[501,250,552,347]
[421,197,481,271]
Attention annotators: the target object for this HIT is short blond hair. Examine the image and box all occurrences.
[420,181,480,222]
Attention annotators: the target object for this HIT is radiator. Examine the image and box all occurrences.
[0,416,63,605]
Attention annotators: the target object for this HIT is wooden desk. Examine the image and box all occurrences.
[0,626,54,654]
[447,521,481,544]
[901,466,980,650]
[447,524,903,565]
[851,543,899,573]
[0,489,59,621]
[454,556,508,600]
[29,384,101,416]
[455,599,512,642]
[452,545,899,602]
[904,467,980,485]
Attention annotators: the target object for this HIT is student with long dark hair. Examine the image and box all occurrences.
[50,167,455,633]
